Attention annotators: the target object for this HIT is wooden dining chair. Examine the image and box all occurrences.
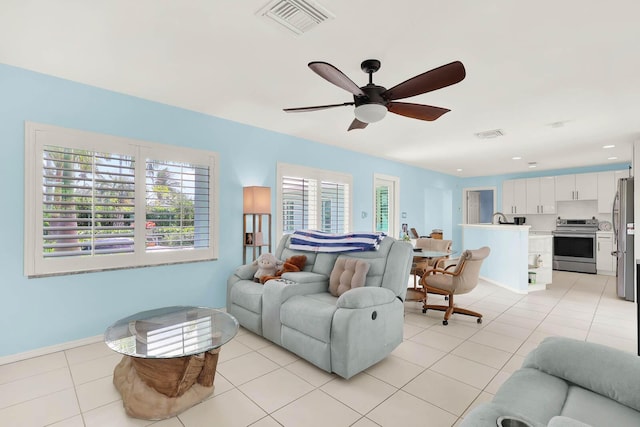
[410,238,452,287]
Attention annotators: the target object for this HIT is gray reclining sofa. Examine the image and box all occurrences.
[227,234,412,379]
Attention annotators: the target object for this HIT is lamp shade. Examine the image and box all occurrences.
[243,186,271,214]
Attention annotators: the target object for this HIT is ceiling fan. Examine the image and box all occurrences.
[284,59,466,131]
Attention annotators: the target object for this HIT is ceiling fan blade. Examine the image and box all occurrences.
[283,102,354,113]
[309,62,366,97]
[387,102,450,121]
[383,61,466,101]
[348,118,368,131]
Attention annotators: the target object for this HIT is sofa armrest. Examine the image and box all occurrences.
[280,271,328,284]
[547,416,593,427]
[232,264,258,281]
[461,403,545,427]
[523,337,640,412]
[336,287,396,309]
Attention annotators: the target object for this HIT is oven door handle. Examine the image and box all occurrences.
[553,233,597,239]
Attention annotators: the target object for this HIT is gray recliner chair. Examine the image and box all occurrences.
[461,337,640,427]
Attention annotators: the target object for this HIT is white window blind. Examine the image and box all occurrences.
[281,176,317,233]
[277,163,352,238]
[145,159,210,251]
[375,185,389,233]
[320,180,348,233]
[25,122,218,277]
[42,146,136,257]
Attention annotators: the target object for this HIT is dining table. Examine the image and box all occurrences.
[406,249,456,302]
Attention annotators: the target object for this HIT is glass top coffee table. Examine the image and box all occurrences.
[105,306,238,420]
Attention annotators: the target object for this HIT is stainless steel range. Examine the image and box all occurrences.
[552,217,599,274]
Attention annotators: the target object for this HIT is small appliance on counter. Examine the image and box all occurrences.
[513,217,526,225]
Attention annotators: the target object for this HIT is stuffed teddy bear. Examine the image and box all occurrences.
[252,253,282,282]
[260,255,307,284]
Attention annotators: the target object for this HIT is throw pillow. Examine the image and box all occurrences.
[329,257,370,297]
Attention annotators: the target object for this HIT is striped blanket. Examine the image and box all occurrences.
[289,230,385,253]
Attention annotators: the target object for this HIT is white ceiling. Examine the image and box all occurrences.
[1,0,638,177]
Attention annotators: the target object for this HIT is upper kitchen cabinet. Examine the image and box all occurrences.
[597,169,630,213]
[526,177,556,214]
[503,179,527,214]
[555,173,597,201]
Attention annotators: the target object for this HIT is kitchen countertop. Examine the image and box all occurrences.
[460,224,530,230]
[529,231,553,236]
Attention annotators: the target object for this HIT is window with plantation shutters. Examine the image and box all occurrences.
[320,181,348,233]
[375,185,389,233]
[277,163,352,238]
[42,146,136,257]
[25,122,218,277]
[145,159,211,251]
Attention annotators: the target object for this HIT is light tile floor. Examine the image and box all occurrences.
[1,271,636,427]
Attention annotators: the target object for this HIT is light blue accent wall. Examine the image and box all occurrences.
[1,61,629,357]
[0,63,462,357]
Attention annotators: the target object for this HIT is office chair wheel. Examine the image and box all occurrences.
[443,320,448,326]
[422,308,427,313]
[445,296,449,301]
[477,318,482,324]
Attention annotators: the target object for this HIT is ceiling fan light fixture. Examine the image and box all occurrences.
[354,103,387,123]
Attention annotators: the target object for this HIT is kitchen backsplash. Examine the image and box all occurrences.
[506,200,612,232]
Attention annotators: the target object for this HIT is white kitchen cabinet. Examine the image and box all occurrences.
[597,169,630,213]
[503,179,527,214]
[555,173,597,201]
[596,231,615,275]
[526,176,556,214]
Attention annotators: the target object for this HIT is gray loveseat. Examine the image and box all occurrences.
[461,337,640,427]
[227,234,412,379]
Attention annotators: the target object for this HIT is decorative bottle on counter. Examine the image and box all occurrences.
[536,254,543,268]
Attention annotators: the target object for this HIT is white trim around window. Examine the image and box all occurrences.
[24,122,219,277]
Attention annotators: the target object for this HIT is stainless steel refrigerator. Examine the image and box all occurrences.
[612,177,634,301]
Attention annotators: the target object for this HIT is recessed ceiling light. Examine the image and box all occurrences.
[474,129,504,139]
[548,121,569,128]
[603,145,615,149]
[512,156,522,160]
[456,168,463,172]
[528,162,537,168]
[608,156,618,160]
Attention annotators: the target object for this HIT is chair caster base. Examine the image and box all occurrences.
[477,318,482,324]
[422,308,427,313]
[443,320,448,325]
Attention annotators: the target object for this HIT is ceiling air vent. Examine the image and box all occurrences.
[474,129,505,139]
[257,0,335,35]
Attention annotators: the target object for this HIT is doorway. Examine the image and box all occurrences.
[374,174,399,238]
[463,187,496,224]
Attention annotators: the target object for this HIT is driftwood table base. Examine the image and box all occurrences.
[113,348,220,420]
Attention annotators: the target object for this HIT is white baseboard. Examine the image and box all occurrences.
[480,276,529,295]
[2,307,231,366]
[0,334,104,366]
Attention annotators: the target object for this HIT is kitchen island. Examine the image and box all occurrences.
[461,224,552,293]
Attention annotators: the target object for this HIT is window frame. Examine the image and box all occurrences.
[276,162,353,239]
[24,122,219,277]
